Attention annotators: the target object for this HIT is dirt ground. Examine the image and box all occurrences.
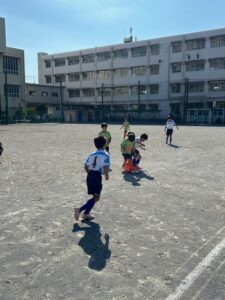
[0,123,225,300]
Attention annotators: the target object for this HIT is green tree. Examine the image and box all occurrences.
[27,108,38,121]
[14,110,26,120]
[35,104,47,120]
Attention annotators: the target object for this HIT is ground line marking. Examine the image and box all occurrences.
[165,237,225,300]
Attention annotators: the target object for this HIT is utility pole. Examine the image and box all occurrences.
[138,80,141,122]
[101,83,104,122]
[184,77,189,123]
[4,71,9,125]
[59,79,63,123]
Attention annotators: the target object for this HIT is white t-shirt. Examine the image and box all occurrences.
[134,137,142,150]
[166,119,175,129]
[84,149,110,173]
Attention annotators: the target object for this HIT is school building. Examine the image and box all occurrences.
[25,83,64,121]
[0,17,26,123]
[38,28,225,124]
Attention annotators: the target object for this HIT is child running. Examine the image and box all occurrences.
[73,136,110,222]
[133,133,148,170]
[165,115,179,145]
[98,123,111,153]
[120,118,130,139]
[0,143,3,164]
[121,132,137,173]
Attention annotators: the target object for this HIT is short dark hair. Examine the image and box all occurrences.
[101,123,108,128]
[127,132,135,142]
[140,133,148,140]
[94,136,106,149]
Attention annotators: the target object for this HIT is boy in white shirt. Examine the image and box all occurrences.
[73,136,110,222]
[132,133,148,171]
[165,115,179,144]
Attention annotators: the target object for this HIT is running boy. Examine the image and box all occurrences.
[165,115,179,145]
[133,133,148,169]
[0,143,3,164]
[73,136,110,222]
[98,123,111,153]
[120,118,130,139]
[121,132,136,172]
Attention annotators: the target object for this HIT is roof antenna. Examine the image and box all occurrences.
[130,27,133,39]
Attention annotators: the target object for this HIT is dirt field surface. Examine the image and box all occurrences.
[0,123,225,300]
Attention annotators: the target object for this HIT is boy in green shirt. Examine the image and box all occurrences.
[121,132,137,172]
[98,123,112,153]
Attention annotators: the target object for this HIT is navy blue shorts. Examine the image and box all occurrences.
[166,129,173,136]
[122,153,132,160]
[87,170,102,196]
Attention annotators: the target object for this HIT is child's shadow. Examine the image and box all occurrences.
[72,221,111,271]
[123,171,154,186]
[168,144,182,149]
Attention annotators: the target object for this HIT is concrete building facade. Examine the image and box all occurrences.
[0,17,26,122]
[38,28,225,123]
[25,83,63,121]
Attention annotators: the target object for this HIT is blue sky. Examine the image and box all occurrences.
[1,0,225,82]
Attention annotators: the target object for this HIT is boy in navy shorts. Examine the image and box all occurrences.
[73,136,110,222]
[165,115,179,144]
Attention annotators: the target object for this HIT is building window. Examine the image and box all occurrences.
[98,87,111,97]
[186,38,205,50]
[147,103,159,110]
[82,54,95,63]
[68,73,80,82]
[150,44,160,55]
[208,80,225,91]
[114,87,128,96]
[131,46,147,57]
[114,49,128,59]
[131,85,147,95]
[170,83,181,93]
[45,76,51,84]
[29,90,36,96]
[114,68,128,79]
[4,84,19,97]
[171,41,182,53]
[55,74,65,83]
[97,52,111,62]
[52,92,58,97]
[131,66,147,77]
[171,62,182,73]
[41,91,48,97]
[186,60,205,71]
[149,84,159,94]
[54,58,66,67]
[83,88,95,97]
[188,81,204,92]
[45,60,51,68]
[170,103,180,115]
[150,64,159,75]
[68,89,80,98]
[82,71,95,81]
[188,102,204,109]
[3,56,19,75]
[209,58,225,70]
[67,56,79,65]
[210,35,225,48]
[98,70,111,80]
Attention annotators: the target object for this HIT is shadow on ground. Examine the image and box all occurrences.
[72,220,111,271]
[168,144,182,149]
[123,171,154,186]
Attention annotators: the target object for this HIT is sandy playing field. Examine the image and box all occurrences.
[0,123,225,300]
